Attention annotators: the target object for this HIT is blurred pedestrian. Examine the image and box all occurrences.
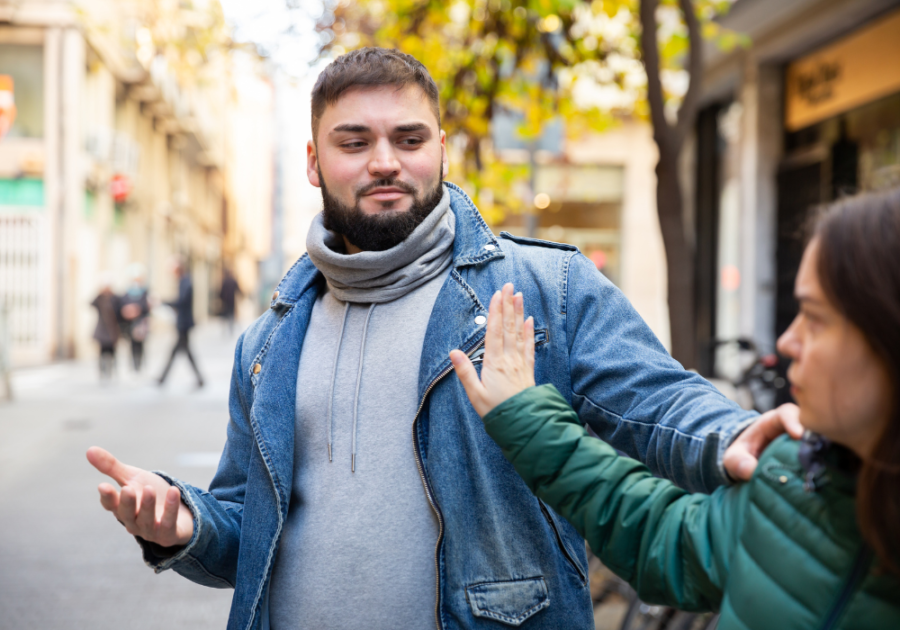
[219,267,241,335]
[454,188,900,629]
[119,263,150,372]
[91,274,120,381]
[157,257,204,388]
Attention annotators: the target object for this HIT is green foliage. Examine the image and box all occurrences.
[320,0,741,221]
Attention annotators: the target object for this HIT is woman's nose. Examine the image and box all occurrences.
[776,317,801,360]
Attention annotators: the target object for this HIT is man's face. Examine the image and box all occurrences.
[307,84,449,252]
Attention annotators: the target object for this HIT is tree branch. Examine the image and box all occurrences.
[674,0,702,147]
[639,0,672,154]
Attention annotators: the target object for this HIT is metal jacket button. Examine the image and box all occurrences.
[484,244,495,251]
[475,315,486,325]
[253,363,261,374]
[271,291,279,301]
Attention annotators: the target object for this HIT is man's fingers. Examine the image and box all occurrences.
[135,485,158,532]
[98,483,120,512]
[776,403,803,439]
[118,486,140,532]
[723,404,806,481]
[86,446,133,487]
[159,486,181,536]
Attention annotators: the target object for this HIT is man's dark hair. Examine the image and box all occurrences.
[311,47,441,142]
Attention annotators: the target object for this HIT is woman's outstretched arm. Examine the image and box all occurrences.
[481,383,748,611]
[451,283,749,611]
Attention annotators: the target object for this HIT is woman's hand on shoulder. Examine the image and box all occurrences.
[451,283,536,417]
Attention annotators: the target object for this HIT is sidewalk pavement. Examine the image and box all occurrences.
[0,321,243,629]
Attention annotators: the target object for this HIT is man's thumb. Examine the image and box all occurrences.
[736,455,758,481]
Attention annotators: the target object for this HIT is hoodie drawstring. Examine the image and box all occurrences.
[351,304,376,472]
[326,303,350,463]
[326,302,376,472]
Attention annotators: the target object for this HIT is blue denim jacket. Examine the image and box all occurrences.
[144,183,756,630]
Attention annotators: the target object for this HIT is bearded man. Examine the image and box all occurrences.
[87,48,799,630]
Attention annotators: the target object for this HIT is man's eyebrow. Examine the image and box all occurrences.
[395,123,430,133]
[330,124,371,134]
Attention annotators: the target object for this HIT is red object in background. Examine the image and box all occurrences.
[589,249,607,270]
[721,265,741,291]
[110,173,132,203]
[0,75,16,141]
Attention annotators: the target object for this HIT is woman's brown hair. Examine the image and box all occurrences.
[814,187,900,575]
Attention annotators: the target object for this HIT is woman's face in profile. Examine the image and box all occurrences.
[776,238,892,458]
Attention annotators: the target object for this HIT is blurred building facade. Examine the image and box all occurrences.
[689,0,900,384]
[493,119,671,349]
[0,0,276,366]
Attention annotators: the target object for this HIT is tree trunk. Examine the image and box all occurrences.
[655,147,696,368]
[639,0,702,369]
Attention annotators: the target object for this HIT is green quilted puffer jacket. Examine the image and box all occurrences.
[482,385,900,630]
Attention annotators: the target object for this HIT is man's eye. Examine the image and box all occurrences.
[399,137,423,146]
[341,142,367,149]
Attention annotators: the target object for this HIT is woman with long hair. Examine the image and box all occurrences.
[451,189,900,628]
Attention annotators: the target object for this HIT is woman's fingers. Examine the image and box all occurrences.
[450,349,487,415]
[485,291,503,359]
[525,316,535,376]
[501,284,517,354]
[514,292,525,355]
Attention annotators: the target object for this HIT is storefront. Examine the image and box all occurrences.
[777,8,900,344]
[691,1,900,406]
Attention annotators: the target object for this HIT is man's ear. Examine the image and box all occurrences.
[307,140,321,188]
[440,129,449,178]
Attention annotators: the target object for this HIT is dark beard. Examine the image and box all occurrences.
[320,169,444,252]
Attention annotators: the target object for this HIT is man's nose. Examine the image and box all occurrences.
[368,139,401,178]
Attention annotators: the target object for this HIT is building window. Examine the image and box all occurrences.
[0,44,43,139]
[497,164,624,286]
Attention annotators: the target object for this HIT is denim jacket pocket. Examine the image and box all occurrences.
[465,576,550,626]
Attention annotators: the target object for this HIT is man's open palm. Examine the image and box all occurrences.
[86,446,194,548]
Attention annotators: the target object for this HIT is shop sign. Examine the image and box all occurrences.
[785,9,900,131]
[110,173,132,204]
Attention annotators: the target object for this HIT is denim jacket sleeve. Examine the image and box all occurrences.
[565,253,756,493]
[136,335,253,588]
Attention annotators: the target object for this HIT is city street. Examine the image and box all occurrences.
[0,323,238,629]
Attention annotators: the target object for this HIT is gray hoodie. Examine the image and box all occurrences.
[268,187,455,629]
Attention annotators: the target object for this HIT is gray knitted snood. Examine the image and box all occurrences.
[306,185,455,304]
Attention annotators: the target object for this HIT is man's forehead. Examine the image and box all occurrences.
[321,84,438,128]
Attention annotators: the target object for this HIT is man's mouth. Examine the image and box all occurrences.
[364,187,409,202]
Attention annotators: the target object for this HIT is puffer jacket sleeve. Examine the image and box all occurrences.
[565,253,757,493]
[483,384,750,612]
[136,333,252,588]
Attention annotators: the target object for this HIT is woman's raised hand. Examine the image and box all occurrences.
[451,283,536,417]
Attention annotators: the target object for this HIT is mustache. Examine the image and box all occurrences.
[355,178,418,199]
